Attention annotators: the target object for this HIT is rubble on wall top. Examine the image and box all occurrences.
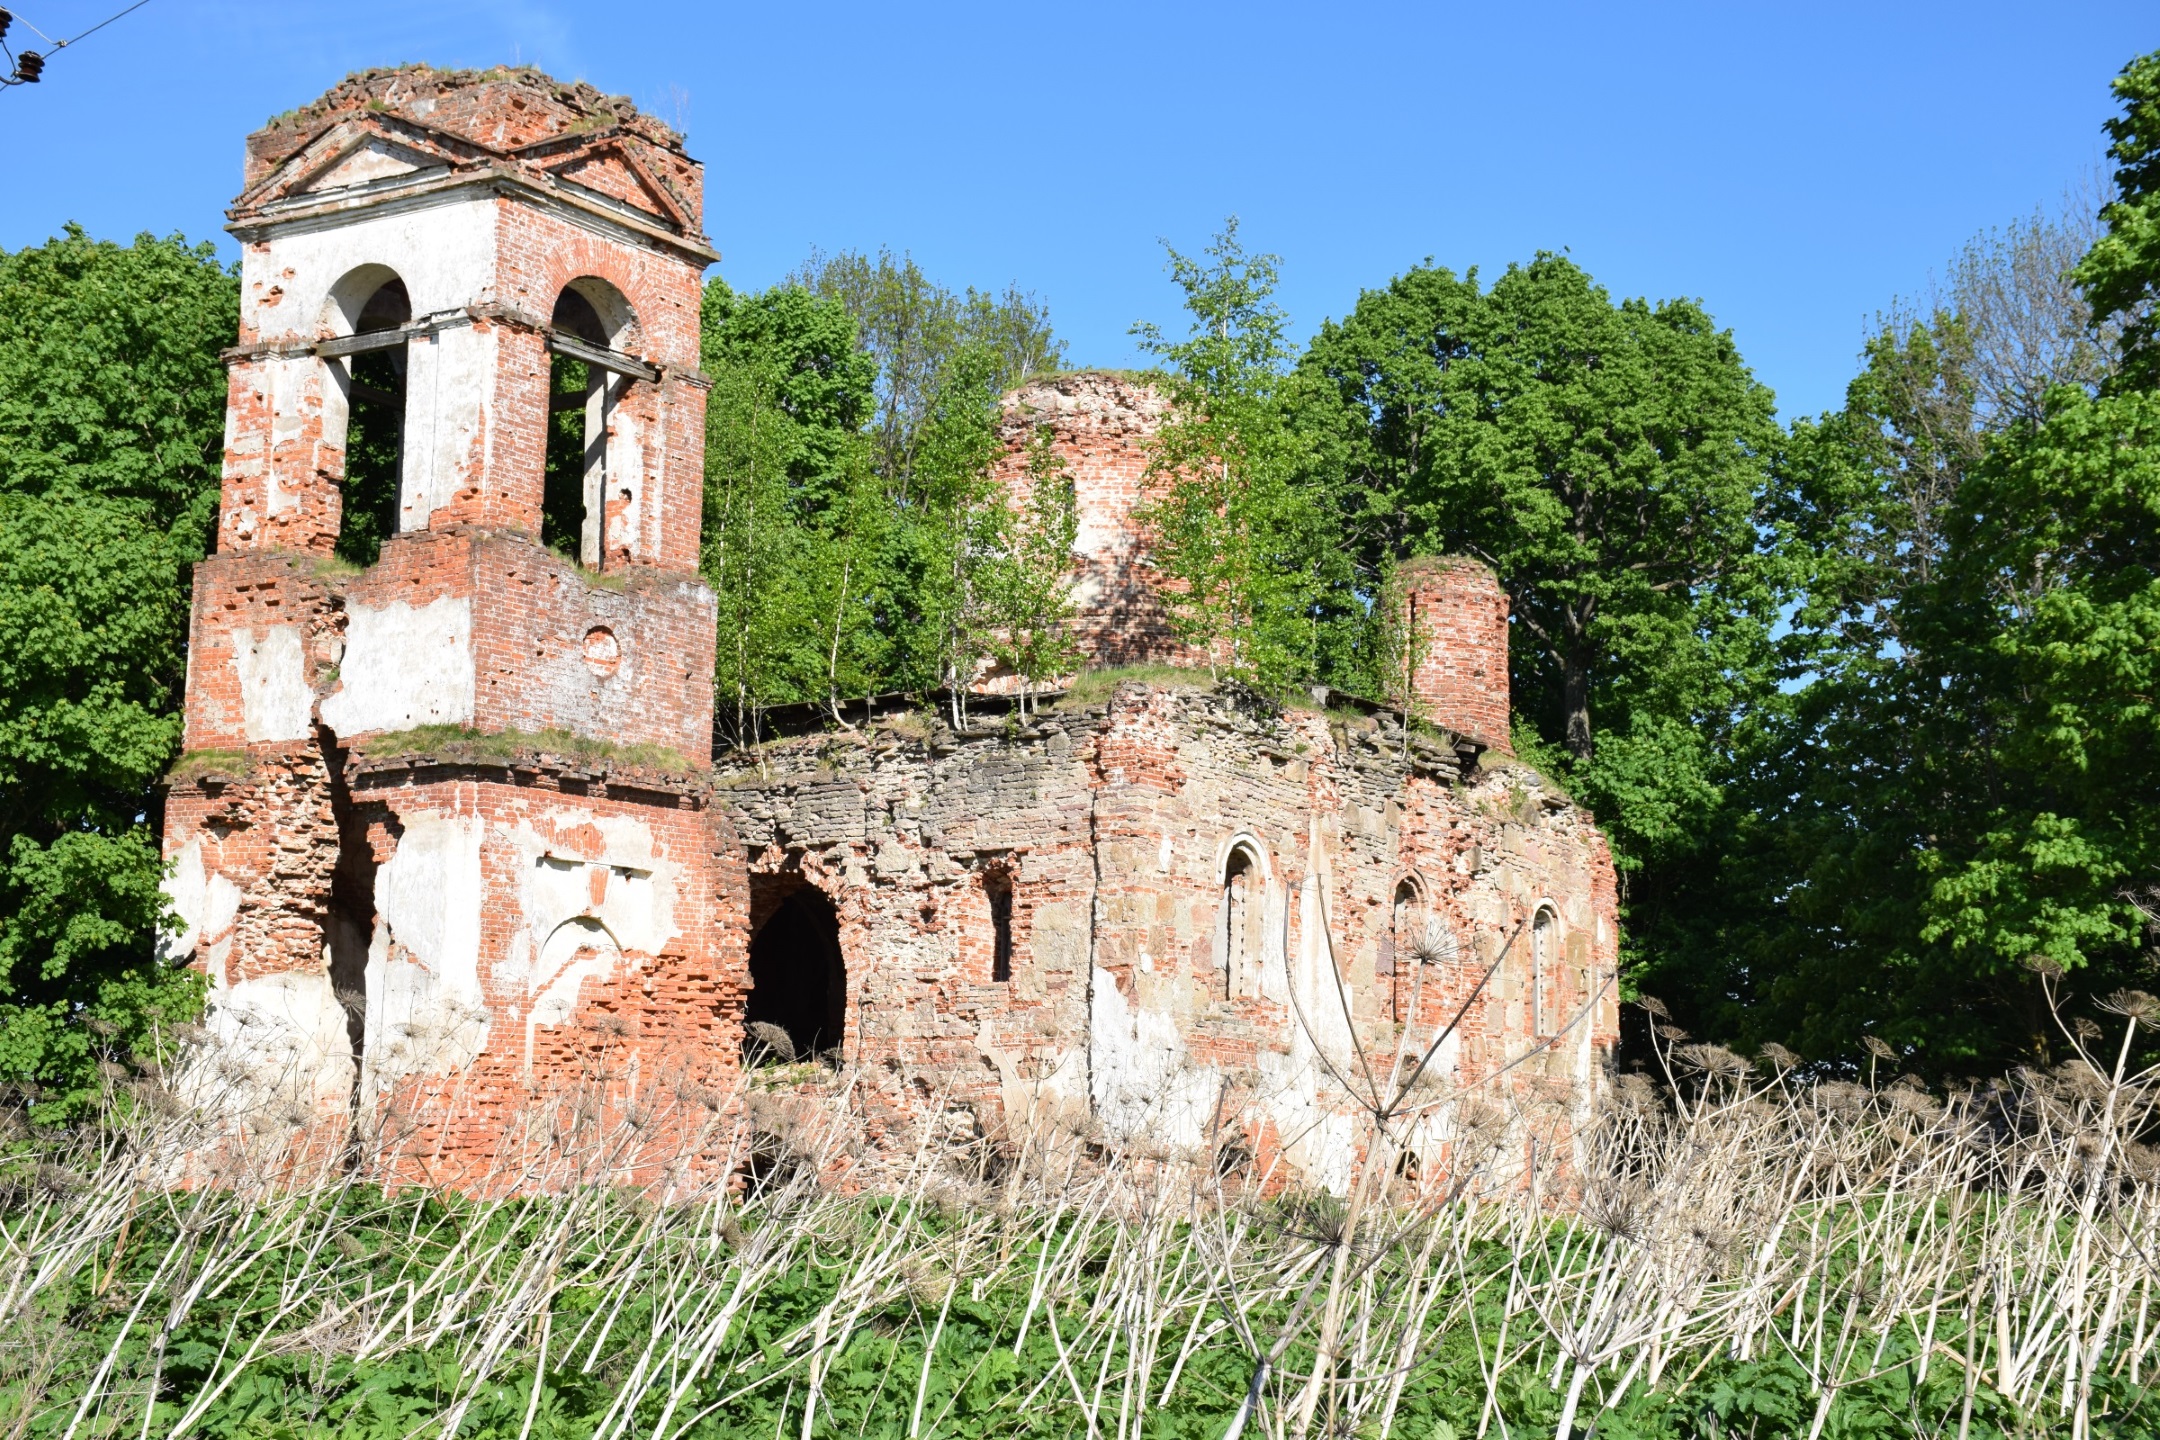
[999,370,1169,438]
[255,64,683,149]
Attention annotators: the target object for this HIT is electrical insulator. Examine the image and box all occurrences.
[0,10,12,43]
[15,49,41,82]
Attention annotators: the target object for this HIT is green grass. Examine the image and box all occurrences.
[353,724,690,774]
[163,747,251,785]
[1049,662,1214,710]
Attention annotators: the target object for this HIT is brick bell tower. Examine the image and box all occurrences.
[161,67,746,1159]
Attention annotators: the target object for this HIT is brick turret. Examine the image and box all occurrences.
[1397,555,1512,753]
[993,371,1196,671]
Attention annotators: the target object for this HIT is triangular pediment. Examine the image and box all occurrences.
[297,135,437,193]
[239,119,462,210]
[544,142,684,228]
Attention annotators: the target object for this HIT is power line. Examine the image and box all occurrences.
[2,0,154,90]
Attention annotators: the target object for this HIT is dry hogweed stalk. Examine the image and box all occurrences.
[0,986,2154,1439]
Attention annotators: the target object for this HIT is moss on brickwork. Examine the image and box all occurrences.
[164,748,253,786]
[354,724,690,775]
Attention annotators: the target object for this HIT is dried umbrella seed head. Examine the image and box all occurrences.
[2097,988,2160,1023]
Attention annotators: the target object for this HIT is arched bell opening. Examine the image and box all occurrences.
[744,884,847,1066]
[543,279,639,567]
[322,269,410,566]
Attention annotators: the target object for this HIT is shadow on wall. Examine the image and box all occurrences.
[745,881,846,1063]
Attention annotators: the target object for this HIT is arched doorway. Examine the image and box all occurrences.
[746,887,846,1063]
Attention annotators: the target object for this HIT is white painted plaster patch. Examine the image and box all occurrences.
[159,838,242,974]
[362,813,489,1101]
[320,595,474,735]
[231,624,313,743]
[183,969,355,1122]
[1089,965,1218,1154]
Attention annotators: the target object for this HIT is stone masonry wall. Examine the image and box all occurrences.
[713,680,1618,1184]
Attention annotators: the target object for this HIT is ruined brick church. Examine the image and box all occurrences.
[161,66,1618,1187]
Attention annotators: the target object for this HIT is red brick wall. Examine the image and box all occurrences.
[339,529,716,758]
[992,373,1198,671]
[181,553,343,751]
[1399,555,1513,753]
[348,762,747,1191]
[216,353,342,557]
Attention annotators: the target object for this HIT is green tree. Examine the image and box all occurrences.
[908,345,1009,724]
[788,248,1064,493]
[2073,49,2160,390]
[1297,255,1786,896]
[991,426,1084,714]
[0,226,235,1111]
[1134,219,1343,691]
[700,278,878,741]
[1671,132,2157,1069]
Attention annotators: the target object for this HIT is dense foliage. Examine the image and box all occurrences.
[0,226,230,1114]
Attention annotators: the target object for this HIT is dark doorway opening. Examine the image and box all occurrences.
[543,288,611,564]
[746,886,846,1064]
[336,278,409,567]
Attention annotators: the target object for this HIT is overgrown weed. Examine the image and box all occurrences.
[2,980,2154,1437]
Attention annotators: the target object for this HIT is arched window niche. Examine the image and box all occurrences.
[1387,874,1423,1022]
[1530,903,1559,1039]
[321,265,410,567]
[1215,838,1269,1001]
[543,278,641,569]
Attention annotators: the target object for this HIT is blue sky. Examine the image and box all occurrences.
[1,1,2151,420]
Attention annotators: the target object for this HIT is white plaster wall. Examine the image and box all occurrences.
[259,354,317,525]
[400,322,500,529]
[242,196,500,344]
[320,595,474,735]
[159,837,241,975]
[231,624,313,743]
[363,813,490,1103]
[1088,966,1220,1156]
[186,969,357,1122]
[495,811,680,1073]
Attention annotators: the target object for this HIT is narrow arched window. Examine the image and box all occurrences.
[986,869,1014,983]
[1220,845,1259,1000]
[1531,906,1556,1038]
[1389,879,1418,1021]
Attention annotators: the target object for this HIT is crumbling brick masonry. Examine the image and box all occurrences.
[159,66,1618,1190]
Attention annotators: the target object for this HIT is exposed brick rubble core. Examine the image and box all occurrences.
[161,66,1617,1192]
